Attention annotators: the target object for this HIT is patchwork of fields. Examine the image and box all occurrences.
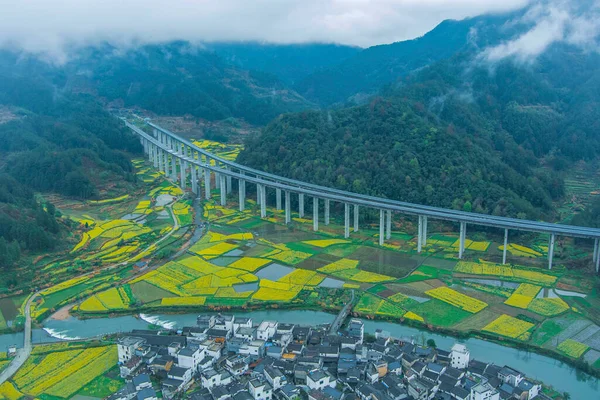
[4,139,600,394]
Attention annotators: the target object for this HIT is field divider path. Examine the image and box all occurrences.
[0,179,184,385]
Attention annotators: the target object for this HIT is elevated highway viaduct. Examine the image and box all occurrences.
[125,119,600,271]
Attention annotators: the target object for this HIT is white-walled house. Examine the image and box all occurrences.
[249,379,273,400]
[177,345,204,371]
[450,343,470,370]
[306,370,335,391]
[257,321,278,340]
[471,382,500,400]
[118,337,145,363]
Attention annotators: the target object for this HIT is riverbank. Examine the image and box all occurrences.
[17,310,599,397]
[69,297,600,381]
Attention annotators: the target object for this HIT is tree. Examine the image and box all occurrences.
[427,339,437,348]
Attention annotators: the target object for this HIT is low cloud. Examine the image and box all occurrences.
[481,0,600,63]
[0,0,528,63]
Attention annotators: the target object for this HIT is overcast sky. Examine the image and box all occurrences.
[0,0,530,60]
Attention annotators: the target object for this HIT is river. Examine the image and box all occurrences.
[1,310,598,397]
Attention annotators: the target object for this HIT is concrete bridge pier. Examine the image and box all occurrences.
[417,216,423,253]
[147,142,153,161]
[259,185,267,218]
[219,175,227,206]
[239,179,246,211]
[299,194,305,218]
[548,233,555,270]
[503,229,509,265]
[593,238,599,263]
[285,191,291,224]
[458,222,466,259]
[313,198,319,232]
[191,165,198,194]
[386,210,392,240]
[170,154,178,181]
[179,160,187,189]
[204,169,211,199]
[226,168,232,194]
[276,189,282,211]
[422,216,428,246]
[379,210,385,246]
[344,203,350,238]
[354,205,359,232]
[158,149,165,173]
[325,199,330,225]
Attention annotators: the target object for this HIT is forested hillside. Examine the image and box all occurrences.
[0,67,142,269]
[65,43,314,125]
[239,41,600,221]
[207,42,360,85]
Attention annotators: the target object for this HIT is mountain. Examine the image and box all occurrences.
[206,42,360,85]
[294,11,526,105]
[0,66,142,270]
[239,13,600,220]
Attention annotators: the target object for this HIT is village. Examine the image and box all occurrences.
[113,315,548,400]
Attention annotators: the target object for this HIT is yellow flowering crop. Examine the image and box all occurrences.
[162,297,207,306]
[96,288,128,310]
[527,297,569,316]
[350,270,394,283]
[499,244,542,257]
[89,194,130,204]
[468,241,490,251]
[455,261,556,285]
[482,314,534,339]
[557,339,589,358]
[504,284,541,308]
[253,287,300,301]
[40,276,89,296]
[0,382,23,400]
[228,257,271,272]
[226,233,254,241]
[264,249,313,265]
[44,346,117,398]
[71,233,90,253]
[403,311,425,322]
[318,258,359,273]
[197,242,238,257]
[279,269,322,286]
[215,287,253,298]
[425,287,487,313]
[79,296,108,312]
[303,239,350,248]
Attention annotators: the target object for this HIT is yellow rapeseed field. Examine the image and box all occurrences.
[403,311,425,322]
[318,258,359,273]
[264,249,313,265]
[0,382,23,400]
[557,339,589,358]
[40,276,89,296]
[303,239,350,248]
[527,297,569,316]
[253,287,300,301]
[97,288,128,310]
[228,257,270,272]
[504,283,541,308]
[455,261,556,285]
[161,297,207,306]
[482,314,534,339]
[196,242,238,257]
[425,287,487,313]
[79,296,108,312]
